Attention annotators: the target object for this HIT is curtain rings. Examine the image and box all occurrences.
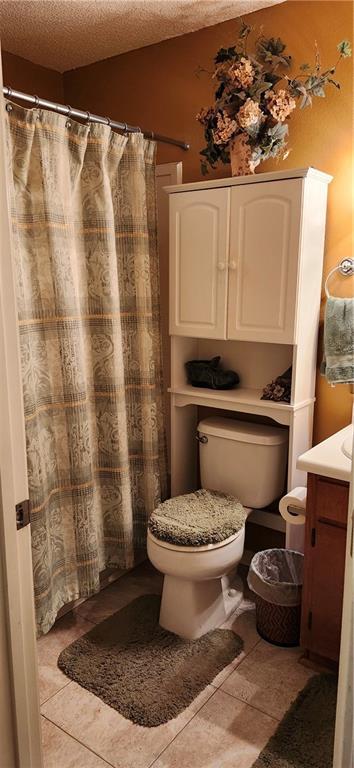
[34,95,41,120]
[105,116,112,128]
[5,86,13,112]
[66,105,73,129]
[86,111,92,124]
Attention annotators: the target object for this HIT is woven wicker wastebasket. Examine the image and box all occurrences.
[248,549,304,648]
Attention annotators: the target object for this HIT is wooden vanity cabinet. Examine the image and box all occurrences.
[301,473,349,664]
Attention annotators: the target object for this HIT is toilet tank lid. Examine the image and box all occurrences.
[197,417,287,446]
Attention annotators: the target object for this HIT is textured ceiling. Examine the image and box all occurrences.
[0,0,284,72]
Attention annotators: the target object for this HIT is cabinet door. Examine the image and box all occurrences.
[301,475,348,663]
[309,521,346,662]
[169,188,230,338]
[227,180,302,343]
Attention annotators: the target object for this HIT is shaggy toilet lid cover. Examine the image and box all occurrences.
[148,489,246,547]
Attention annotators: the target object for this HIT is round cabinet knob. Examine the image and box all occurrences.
[229,261,237,270]
[217,262,226,271]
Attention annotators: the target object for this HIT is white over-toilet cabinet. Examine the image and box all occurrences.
[166,168,332,552]
[170,179,301,343]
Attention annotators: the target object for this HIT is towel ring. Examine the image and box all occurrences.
[325,258,354,298]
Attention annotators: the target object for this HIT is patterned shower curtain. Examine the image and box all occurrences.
[5,101,167,635]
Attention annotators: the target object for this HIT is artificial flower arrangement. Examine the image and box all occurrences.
[196,22,351,175]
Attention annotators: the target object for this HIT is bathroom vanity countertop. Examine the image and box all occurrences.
[297,424,352,483]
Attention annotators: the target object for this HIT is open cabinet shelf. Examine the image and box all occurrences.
[169,384,314,426]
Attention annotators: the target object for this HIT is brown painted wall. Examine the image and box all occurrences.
[64,0,353,444]
[2,50,63,101]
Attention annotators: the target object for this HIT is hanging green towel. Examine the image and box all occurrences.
[321,297,354,384]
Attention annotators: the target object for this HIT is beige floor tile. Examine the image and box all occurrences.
[41,680,215,768]
[74,565,163,624]
[221,639,314,720]
[211,600,260,687]
[38,612,95,704]
[42,716,111,768]
[152,689,278,768]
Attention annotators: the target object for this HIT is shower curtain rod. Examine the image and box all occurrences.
[3,85,190,151]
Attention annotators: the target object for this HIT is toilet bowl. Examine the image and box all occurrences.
[148,416,288,640]
[147,528,246,639]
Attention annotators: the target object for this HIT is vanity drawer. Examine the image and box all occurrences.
[314,476,349,527]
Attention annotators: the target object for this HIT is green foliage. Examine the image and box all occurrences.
[214,46,238,64]
[248,79,274,99]
[239,20,251,39]
[256,36,291,67]
[337,40,352,57]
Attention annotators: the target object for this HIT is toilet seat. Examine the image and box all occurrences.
[148,488,247,548]
[147,527,244,553]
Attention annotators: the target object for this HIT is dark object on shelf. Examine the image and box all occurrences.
[185,356,240,390]
[261,366,292,403]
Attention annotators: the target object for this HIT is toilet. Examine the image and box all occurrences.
[147,416,288,639]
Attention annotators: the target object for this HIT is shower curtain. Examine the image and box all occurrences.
[5,101,167,635]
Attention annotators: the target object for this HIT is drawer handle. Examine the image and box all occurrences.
[217,262,226,271]
[229,261,237,270]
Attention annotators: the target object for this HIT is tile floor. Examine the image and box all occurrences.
[39,562,314,768]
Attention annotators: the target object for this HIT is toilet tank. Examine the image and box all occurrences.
[198,417,288,509]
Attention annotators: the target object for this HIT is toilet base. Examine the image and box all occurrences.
[159,572,244,640]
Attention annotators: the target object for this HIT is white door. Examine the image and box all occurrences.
[0,50,43,768]
[169,188,230,339]
[227,180,302,343]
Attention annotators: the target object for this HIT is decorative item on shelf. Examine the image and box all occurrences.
[261,366,292,403]
[196,22,351,176]
[185,356,240,390]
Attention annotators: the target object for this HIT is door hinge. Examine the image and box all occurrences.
[308,610,313,631]
[16,499,30,530]
[311,527,316,547]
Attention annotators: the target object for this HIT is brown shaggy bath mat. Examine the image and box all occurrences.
[58,594,243,727]
[252,673,337,768]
